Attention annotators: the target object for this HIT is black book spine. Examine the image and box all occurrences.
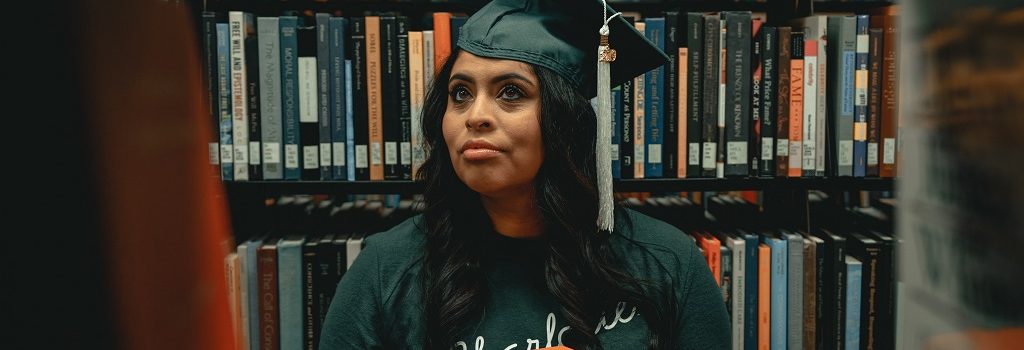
[316,13,332,180]
[380,16,400,180]
[685,13,704,178]
[245,14,263,180]
[701,15,720,178]
[397,17,412,180]
[302,239,320,350]
[870,231,895,350]
[315,235,337,336]
[350,18,370,180]
[759,26,777,176]
[776,27,791,177]
[202,12,220,171]
[299,22,320,181]
[724,12,751,177]
[663,12,680,178]
[619,16,636,179]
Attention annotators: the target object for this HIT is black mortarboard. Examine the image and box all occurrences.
[456,0,668,99]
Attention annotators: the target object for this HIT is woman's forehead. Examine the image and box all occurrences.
[450,52,537,82]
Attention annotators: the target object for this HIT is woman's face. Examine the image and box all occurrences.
[443,52,544,197]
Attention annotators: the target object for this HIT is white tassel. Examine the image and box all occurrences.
[596,21,616,233]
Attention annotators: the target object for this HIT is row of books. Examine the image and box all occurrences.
[201,9,901,183]
[222,192,894,350]
[671,194,896,350]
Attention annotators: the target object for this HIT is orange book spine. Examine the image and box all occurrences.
[678,47,688,178]
[365,16,384,180]
[758,243,771,350]
[699,234,722,286]
[432,13,452,72]
[788,55,804,178]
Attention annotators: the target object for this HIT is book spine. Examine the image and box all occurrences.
[423,30,435,89]
[750,19,763,178]
[397,17,412,180]
[217,23,234,181]
[229,12,250,181]
[345,61,355,181]
[259,17,283,180]
[366,16,384,180]
[202,12,220,170]
[409,31,425,178]
[724,12,751,177]
[380,16,399,180]
[867,28,883,177]
[758,243,770,350]
[235,246,250,350]
[663,12,679,178]
[620,74,635,179]
[813,18,829,178]
[845,256,863,350]
[743,234,759,350]
[298,24,320,181]
[245,13,262,180]
[759,26,776,177]
[316,13,332,181]
[634,21,646,180]
[330,17,348,180]
[841,16,857,177]
[880,14,901,178]
[785,233,804,350]
[802,38,817,177]
[854,15,869,177]
[612,86,622,179]
[732,239,747,350]
[677,48,687,179]
[245,241,261,350]
[302,242,319,350]
[717,18,727,178]
[802,237,817,350]
[644,17,665,178]
[258,244,279,350]
[775,27,791,177]
[768,237,787,350]
[350,18,369,180]
[278,239,304,350]
[702,16,720,178]
[315,236,339,332]
[432,13,451,72]
[280,16,301,180]
[788,32,804,178]
[685,13,704,178]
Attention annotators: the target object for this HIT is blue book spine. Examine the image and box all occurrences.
[330,17,348,180]
[743,233,759,350]
[345,60,355,181]
[611,86,621,179]
[278,237,306,350]
[766,236,788,350]
[845,255,863,350]
[853,15,870,177]
[217,23,233,181]
[280,16,301,180]
[644,18,665,178]
[245,239,261,350]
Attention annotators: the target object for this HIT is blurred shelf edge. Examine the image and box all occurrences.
[197,0,897,17]
[223,177,894,196]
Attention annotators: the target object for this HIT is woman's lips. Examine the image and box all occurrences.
[462,148,501,160]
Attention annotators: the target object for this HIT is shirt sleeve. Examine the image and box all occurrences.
[675,239,732,350]
[319,238,386,350]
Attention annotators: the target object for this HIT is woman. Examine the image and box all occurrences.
[320,0,730,348]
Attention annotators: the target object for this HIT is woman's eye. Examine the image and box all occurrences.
[499,85,524,101]
[450,86,471,103]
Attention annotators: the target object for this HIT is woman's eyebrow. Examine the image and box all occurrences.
[449,72,536,88]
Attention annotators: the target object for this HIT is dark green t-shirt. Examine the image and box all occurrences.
[319,209,730,349]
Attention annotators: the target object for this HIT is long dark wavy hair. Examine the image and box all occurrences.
[417,50,678,349]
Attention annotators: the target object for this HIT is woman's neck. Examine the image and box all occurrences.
[480,186,544,239]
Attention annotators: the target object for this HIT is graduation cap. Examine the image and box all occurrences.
[457,0,668,232]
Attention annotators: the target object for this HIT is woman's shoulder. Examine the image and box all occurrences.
[610,208,702,279]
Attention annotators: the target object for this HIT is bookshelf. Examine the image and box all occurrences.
[201,0,902,349]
